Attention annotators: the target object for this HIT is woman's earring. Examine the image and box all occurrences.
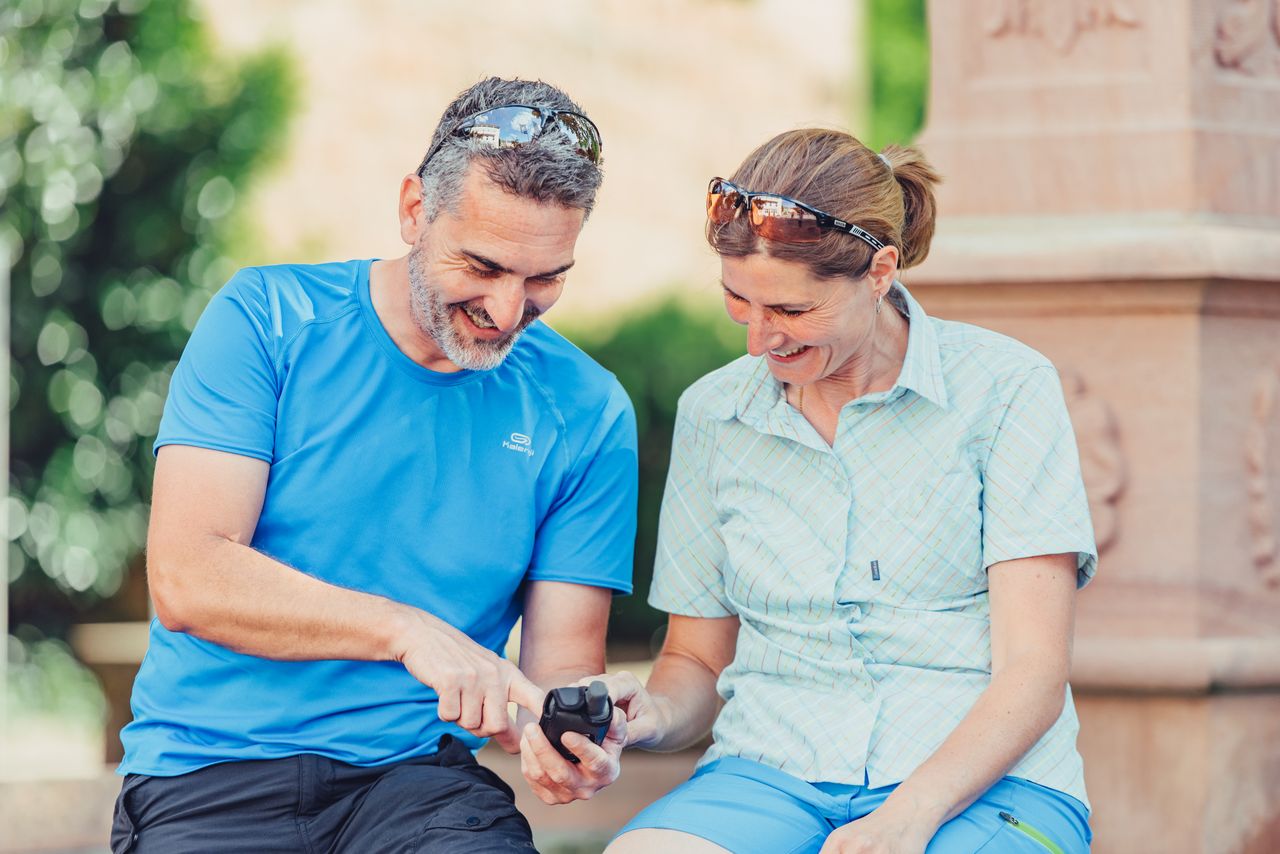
[875,293,883,315]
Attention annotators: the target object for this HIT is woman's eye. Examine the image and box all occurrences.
[778,308,806,317]
[723,288,747,302]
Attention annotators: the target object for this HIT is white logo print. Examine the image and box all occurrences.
[502,431,535,457]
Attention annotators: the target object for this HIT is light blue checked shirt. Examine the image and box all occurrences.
[650,283,1097,808]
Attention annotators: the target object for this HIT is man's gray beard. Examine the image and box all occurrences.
[406,242,534,371]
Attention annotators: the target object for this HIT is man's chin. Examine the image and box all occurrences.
[442,331,518,371]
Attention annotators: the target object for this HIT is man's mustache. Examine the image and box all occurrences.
[452,300,543,329]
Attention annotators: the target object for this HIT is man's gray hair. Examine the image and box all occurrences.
[416,77,603,221]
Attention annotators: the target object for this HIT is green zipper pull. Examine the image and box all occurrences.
[999,811,1065,854]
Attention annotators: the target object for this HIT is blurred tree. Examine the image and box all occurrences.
[866,0,928,149]
[2,0,294,641]
[563,298,744,651]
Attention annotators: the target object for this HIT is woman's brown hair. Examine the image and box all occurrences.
[708,129,942,280]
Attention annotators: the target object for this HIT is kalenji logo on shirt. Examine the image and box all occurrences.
[502,432,535,457]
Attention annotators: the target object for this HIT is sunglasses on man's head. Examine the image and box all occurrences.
[418,104,603,175]
[706,177,885,251]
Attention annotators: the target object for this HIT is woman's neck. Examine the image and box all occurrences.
[801,301,911,417]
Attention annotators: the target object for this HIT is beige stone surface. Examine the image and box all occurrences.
[194,0,861,322]
[909,278,1280,642]
[913,2,1280,851]
[921,0,1280,220]
[1077,693,1280,854]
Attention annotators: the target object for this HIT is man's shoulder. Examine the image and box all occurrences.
[223,259,365,323]
[508,322,631,416]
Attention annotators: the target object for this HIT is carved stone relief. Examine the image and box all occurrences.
[1215,0,1280,75]
[984,0,1142,54]
[1061,368,1126,553]
[1245,358,1280,588]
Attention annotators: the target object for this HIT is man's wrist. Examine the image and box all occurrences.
[380,600,429,662]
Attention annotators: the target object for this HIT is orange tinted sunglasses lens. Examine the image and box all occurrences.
[748,197,823,243]
[707,180,741,224]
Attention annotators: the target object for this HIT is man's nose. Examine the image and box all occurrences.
[485,285,527,334]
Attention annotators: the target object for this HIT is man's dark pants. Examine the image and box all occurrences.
[110,736,536,852]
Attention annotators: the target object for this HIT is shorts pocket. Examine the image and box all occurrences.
[996,811,1066,854]
[416,781,533,851]
[110,775,152,853]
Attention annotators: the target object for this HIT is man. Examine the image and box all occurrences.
[111,77,637,852]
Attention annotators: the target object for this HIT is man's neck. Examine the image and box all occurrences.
[368,257,458,373]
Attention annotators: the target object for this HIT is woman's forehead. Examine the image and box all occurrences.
[720,254,844,301]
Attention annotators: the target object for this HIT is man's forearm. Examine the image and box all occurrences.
[150,533,422,662]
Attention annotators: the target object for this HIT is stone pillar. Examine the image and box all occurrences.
[909,2,1280,851]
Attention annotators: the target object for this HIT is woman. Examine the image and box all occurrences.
[522,129,1096,853]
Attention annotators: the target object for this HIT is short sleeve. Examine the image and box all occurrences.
[981,365,1098,587]
[154,269,279,462]
[648,397,735,617]
[526,382,638,593]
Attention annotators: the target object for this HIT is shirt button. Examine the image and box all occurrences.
[465,816,481,827]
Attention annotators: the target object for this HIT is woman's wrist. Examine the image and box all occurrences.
[632,691,676,751]
[877,784,950,834]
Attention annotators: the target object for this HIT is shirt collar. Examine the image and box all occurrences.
[728,280,950,431]
[893,282,949,410]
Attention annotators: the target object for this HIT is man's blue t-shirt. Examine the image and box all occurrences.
[119,259,637,776]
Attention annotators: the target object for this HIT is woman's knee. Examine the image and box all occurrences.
[607,828,734,854]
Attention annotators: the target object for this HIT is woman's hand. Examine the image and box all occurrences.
[517,668,672,804]
[518,706,626,804]
[817,808,935,854]
[579,670,666,749]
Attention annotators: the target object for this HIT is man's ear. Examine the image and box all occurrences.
[398,174,427,246]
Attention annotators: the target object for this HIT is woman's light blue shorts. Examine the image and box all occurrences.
[615,757,1090,854]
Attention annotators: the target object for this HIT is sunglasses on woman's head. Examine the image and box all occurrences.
[706,177,885,251]
[418,105,603,175]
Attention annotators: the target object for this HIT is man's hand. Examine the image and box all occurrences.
[518,708,626,804]
[394,609,545,753]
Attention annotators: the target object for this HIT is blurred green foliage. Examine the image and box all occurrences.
[2,0,294,641]
[6,633,104,722]
[563,298,744,650]
[866,0,928,149]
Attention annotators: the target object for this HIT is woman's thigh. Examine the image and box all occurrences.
[926,777,1090,854]
[611,759,835,854]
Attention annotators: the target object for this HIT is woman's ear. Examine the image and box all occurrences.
[867,245,900,298]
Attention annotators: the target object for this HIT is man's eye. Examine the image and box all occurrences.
[778,308,806,318]
[470,267,501,279]
[722,288,746,302]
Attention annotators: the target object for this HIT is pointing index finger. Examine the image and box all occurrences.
[507,672,547,716]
